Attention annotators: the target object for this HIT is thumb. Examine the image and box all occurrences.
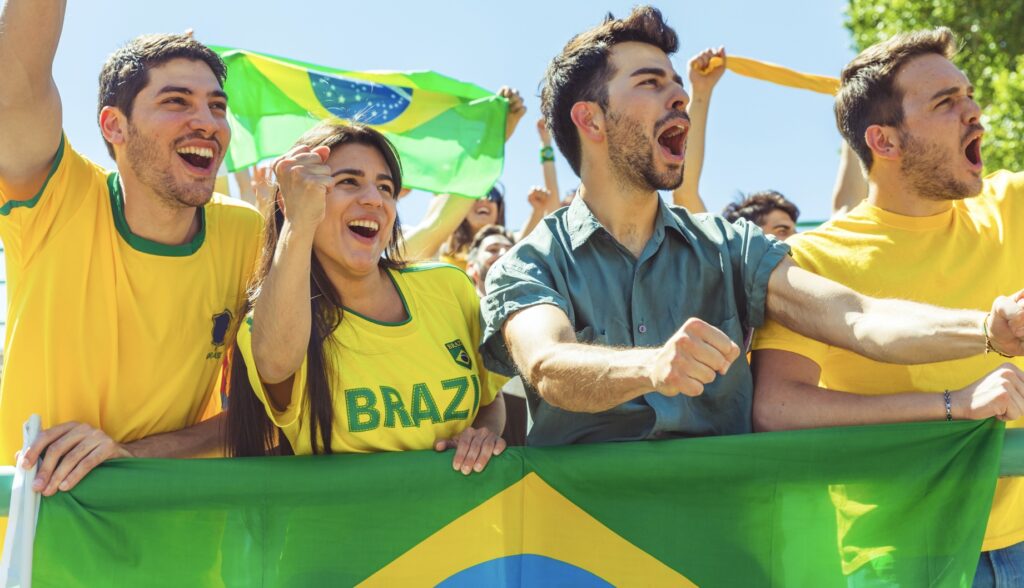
[312,145,331,163]
[434,439,454,452]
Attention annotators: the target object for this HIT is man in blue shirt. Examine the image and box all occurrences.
[480,5,1024,446]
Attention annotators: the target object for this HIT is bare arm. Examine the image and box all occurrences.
[831,141,868,218]
[536,118,561,207]
[503,304,739,413]
[517,186,552,241]
[752,350,1024,431]
[20,413,227,496]
[765,257,1024,364]
[0,0,65,198]
[251,146,332,402]
[401,193,475,260]
[672,47,725,213]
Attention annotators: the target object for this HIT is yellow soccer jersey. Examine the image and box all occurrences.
[0,137,263,467]
[753,170,1024,551]
[236,263,497,455]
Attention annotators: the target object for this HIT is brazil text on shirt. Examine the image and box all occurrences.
[344,374,483,432]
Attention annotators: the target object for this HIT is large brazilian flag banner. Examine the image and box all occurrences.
[29,420,1003,587]
[210,46,507,197]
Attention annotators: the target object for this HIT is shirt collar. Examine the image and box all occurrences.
[567,194,689,250]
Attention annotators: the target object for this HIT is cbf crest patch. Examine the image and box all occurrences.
[445,339,472,370]
[211,310,233,347]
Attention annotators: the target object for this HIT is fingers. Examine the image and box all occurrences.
[21,421,78,469]
[679,318,740,374]
[445,428,505,475]
[995,294,1024,338]
[33,423,92,493]
[44,431,103,495]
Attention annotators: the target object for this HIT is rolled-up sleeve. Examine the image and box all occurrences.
[722,218,791,328]
[480,243,571,376]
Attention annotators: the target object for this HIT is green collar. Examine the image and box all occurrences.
[107,172,206,257]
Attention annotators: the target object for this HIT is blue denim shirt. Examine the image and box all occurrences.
[481,196,789,446]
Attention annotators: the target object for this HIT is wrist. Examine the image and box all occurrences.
[948,388,968,420]
[540,145,555,163]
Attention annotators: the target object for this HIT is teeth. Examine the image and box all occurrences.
[176,146,215,158]
[348,219,379,231]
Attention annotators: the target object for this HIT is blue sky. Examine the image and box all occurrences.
[52,0,858,227]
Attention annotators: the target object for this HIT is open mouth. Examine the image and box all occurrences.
[474,206,492,215]
[348,219,380,240]
[657,124,687,160]
[964,136,983,169]
[176,146,216,172]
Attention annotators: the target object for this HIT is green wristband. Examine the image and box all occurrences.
[540,146,555,163]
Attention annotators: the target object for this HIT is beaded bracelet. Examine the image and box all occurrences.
[943,390,952,421]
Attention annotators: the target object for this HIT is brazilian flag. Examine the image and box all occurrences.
[211,46,507,197]
[25,420,1003,586]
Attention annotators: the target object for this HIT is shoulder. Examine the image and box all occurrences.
[979,170,1024,205]
[398,261,475,291]
[204,194,263,234]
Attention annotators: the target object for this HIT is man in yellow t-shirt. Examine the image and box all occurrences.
[751,28,1024,583]
[0,0,262,527]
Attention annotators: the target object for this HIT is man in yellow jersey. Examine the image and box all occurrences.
[751,28,1024,585]
[0,0,262,516]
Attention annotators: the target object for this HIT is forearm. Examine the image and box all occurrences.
[831,141,868,218]
[753,380,947,432]
[541,161,560,211]
[402,194,474,260]
[527,343,657,413]
[673,89,711,212]
[767,261,986,364]
[518,208,545,241]
[472,393,506,435]
[125,413,226,459]
[233,169,256,205]
[251,221,315,382]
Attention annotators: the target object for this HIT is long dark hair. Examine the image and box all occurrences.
[439,184,507,260]
[226,121,405,457]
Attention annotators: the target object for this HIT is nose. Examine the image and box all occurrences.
[962,95,982,126]
[358,185,386,207]
[668,83,689,113]
[188,103,218,134]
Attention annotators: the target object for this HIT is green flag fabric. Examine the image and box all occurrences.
[211,46,507,197]
[29,420,1003,587]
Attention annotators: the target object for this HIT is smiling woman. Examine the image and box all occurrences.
[225,121,507,475]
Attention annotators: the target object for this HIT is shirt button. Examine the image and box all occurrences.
[638,324,647,334]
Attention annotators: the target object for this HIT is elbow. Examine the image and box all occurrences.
[751,383,794,433]
[251,342,302,385]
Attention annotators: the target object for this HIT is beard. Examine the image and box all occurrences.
[898,129,980,201]
[605,109,684,192]
[125,123,215,209]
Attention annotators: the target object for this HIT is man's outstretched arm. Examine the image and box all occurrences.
[751,349,1024,432]
[18,413,227,497]
[0,0,65,199]
[503,304,740,413]
[765,256,1024,364]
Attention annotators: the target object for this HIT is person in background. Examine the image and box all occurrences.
[465,224,528,446]
[673,47,867,230]
[723,190,799,241]
[228,121,505,475]
[750,28,1024,583]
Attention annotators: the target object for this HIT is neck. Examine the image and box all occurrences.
[867,168,954,217]
[579,158,659,258]
[328,265,406,322]
[118,166,201,245]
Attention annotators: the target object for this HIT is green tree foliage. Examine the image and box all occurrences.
[845,0,1024,170]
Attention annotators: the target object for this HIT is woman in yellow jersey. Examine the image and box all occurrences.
[436,185,505,270]
[226,122,506,475]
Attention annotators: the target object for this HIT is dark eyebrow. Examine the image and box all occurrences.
[331,168,364,177]
[931,85,973,101]
[157,86,228,102]
[376,173,395,184]
[630,67,683,86]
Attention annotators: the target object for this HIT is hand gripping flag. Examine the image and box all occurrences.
[211,47,507,197]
